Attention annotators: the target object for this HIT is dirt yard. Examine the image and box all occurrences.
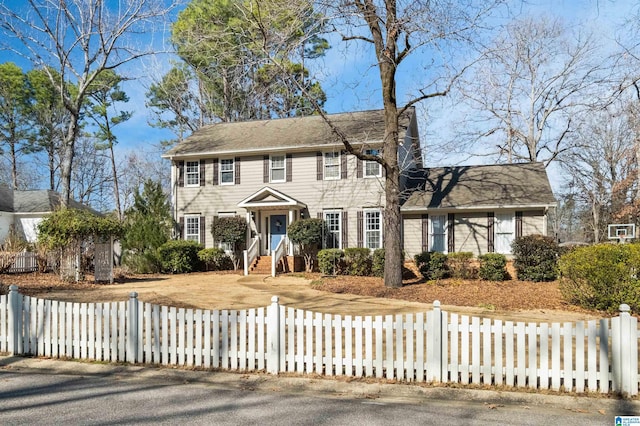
[0,270,604,323]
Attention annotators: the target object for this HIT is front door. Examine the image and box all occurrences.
[270,215,287,252]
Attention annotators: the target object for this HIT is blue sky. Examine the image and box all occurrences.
[2,0,638,191]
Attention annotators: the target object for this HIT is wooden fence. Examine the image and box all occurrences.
[0,285,638,395]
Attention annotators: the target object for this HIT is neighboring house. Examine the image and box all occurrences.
[0,187,92,244]
[162,108,556,270]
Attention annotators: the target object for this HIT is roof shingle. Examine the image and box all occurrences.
[163,108,414,157]
[402,163,556,210]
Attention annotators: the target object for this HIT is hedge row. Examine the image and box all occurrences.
[317,248,385,277]
[125,240,234,274]
[413,251,509,281]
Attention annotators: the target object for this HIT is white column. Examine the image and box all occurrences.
[288,209,295,255]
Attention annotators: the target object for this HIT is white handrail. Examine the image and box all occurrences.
[243,235,260,276]
[271,236,287,277]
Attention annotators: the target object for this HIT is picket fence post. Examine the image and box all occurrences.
[614,304,638,396]
[267,296,281,374]
[127,292,139,363]
[426,300,443,382]
[7,285,22,355]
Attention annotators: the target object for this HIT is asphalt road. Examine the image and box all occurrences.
[0,357,637,425]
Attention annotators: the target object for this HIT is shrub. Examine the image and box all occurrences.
[211,216,247,270]
[317,249,344,275]
[512,234,560,282]
[414,251,448,280]
[287,219,327,272]
[372,249,385,277]
[122,251,162,274]
[558,244,640,313]
[344,248,372,276]
[446,252,475,279]
[478,253,507,281]
[157,240,202,273]
[198,248,233,271]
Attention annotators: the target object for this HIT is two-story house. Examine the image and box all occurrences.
[162,108,556,273]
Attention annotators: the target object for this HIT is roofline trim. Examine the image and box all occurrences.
[162,141,385,160]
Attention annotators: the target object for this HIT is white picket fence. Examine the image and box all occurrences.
[0,285,638,395]
[2,252,38,273]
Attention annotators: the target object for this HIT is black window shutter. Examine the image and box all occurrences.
[199,159,205,186]
[235,157,241,185]
[200,216,206,245]
[316,152,323,180]
[212,159,219,185]
[487,212,495,253]
[421,214,429,252]
[357,210,363,248]
[341,151,347,179]
[286,154,292,182]
[263,156,269,183]
[317,211,322,219]
[178,161,184,187]
[179,217,184,239]
[342,211,348,249]
[356,158,363,178]
[447,213,455,253]
[515,211,523,239]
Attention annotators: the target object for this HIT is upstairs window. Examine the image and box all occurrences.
[364,149,381,178]
[324,152,340,180]
[270,155,286,182]
[220,159,234,185]
[185,161,200,186]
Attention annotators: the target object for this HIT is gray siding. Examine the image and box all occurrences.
[175,152,386,248]
[454,212,490,256]
[402,214,422,260]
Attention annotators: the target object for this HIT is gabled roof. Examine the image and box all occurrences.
[163,108,415,158]
[238,187,306,209]
[0,188,96,214]
[401,163,556,211]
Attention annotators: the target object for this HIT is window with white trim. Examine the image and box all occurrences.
[495,212,515,254]
[185,161,200,186]
[184,215,200,243]
[324,210,341,248]
[324,152,340,180]
[364,209,382,249]
[364,149,381,177]
[220,159,234,184]
[270,155,285,182]
[429,214,447,253]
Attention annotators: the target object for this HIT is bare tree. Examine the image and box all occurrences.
[249,0,506,287]
[560,104,637,243]
[448,15,607,166]
[71,135,113,211]
[0,0,178,206]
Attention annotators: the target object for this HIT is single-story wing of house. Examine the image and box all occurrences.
[401,162,557,258]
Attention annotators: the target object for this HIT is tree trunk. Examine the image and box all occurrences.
[109,144,122,220]
[60,112,81,207]
[379,56,403,288]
